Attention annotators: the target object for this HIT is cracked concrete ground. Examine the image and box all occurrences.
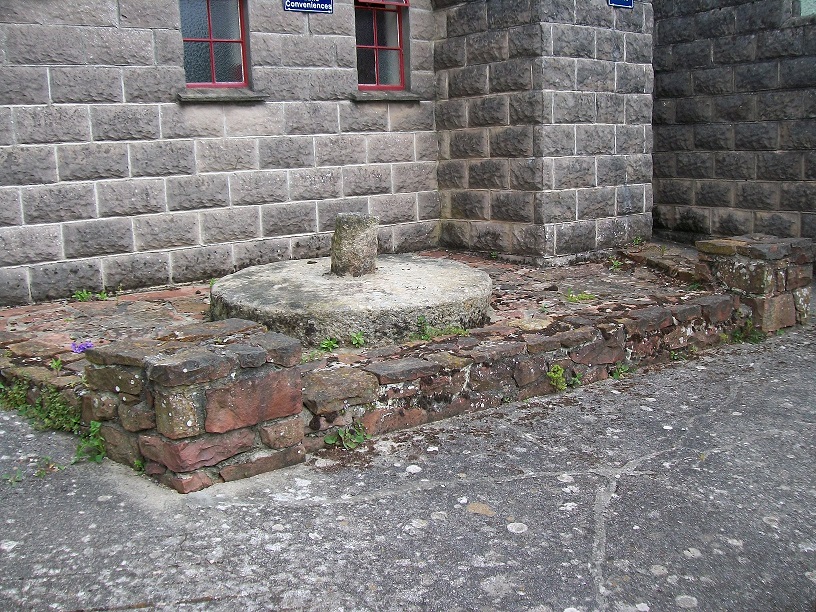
[0,326,814,611]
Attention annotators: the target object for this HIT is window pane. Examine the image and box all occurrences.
[355,8,375,46]
[378,49,401,85]
[211,0,242,40]
[183,41,213,82]
[357,48,376,84]
[803,0,816,15]
[180,0,209,38]
[375,9,400,47]
[214,42,244,82]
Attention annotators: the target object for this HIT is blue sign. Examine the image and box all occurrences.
[283,0,333,13]
[608,0,634,7]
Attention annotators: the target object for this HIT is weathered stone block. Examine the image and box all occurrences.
[97,179,165,217]
[220,446,305,481]
[166,174,230,211]
[85,364,144,395]
[744,293,796,332]
[285,102,339,135]
[343,165,391,196]
[50,66,122,103]
[290,167,342,200]
[0,146,58,187]
[146,348,232,386]
[29,260,103,301]
[81,392,119,424]
[624,307,673,336]
[359,408,428,437]
[200,207,260,244]
[248,332,302,367]
[330,213,379,276]
[160,471,213,494]
[0,225,61,266]
[0,67,50,105]
[364,358,441,384]
[139,428,255,472]
[262,202,317,236]
[123,67,185,103]
[260,416,304,449]
[91,104,160,141]
[793,287,811,325]
[218,344,268,369]
[302,367,379,415]
[130,140,195,177]
[63,218,134,259]
[118,401,156,432]
[196,139,258,173]
[134,212,199,250]
[158,318,264,343]
[100,423,143,468]
[154,387,204,440]
[694,295,736,324]
[205,367,302,433]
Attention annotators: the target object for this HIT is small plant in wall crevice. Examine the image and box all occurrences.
[324,422,370,450]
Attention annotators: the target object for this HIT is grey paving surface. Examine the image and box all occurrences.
[0,326,814,612]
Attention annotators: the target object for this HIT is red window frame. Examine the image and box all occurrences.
[355,0,409,91]
[180,0,249,88]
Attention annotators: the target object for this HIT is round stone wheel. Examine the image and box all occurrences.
[210,254,492,347]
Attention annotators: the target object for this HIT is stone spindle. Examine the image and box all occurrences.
[330,213,379,277]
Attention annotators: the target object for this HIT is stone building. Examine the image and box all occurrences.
[0,0,668,305]
[653,0,816,242]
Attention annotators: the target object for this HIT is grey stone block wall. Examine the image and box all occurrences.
[0,0,438,305]
[435,0,654,259]
[653,0,816,242]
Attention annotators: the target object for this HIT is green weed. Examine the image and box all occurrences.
[567,372,582,388]
[34,456,62,478]
[75,421,106,463]
[49,358,63,373]
[410,315,467,341]
[95,290,109,301]
[731,319,765,344]
[349,331,366,348]
[611,363,631,379]
[632,236,645,246]
[324,422,370,450]
[2,469,23,486]
[547,364,567,392]
[319,337,339,351]
[608,257,623,272]
[565,289,596,303]
[72,289,93,302]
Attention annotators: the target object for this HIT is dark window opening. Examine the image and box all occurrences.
[180,0,249,88]
[354,0,408,90]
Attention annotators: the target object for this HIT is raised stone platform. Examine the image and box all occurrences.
[209,254,492,347]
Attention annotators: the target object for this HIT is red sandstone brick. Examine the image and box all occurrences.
[81,392,118,423]
[523,333,561,353]
[694,294,736,324]
[154,387,204,440]
[744,294,796,332]
[259,416,304,449]
[205,367,301,433]
[146,348,233,387]
[463,341,526,363]
[360,407,428,436]
[84,365,144,395]
[364,357,441,384]
[118,401,156,432]
[219,445,305,481]
[569,339,625,366]
[249,332,302,367]
[139,428,255,472]
[99,423,143,468]
[160,471,214,494]
[85,339,166,366]
[302,367,379,415]
[157,318,265,342]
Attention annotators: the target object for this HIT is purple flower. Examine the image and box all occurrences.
[71,340,94,354]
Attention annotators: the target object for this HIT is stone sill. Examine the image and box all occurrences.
[350,90,427,102]
[177,88,267,104]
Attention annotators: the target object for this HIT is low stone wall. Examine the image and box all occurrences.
[80,292,745,493]
[696,234,812,331]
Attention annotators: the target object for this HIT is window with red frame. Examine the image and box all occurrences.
[180,0,249,87]
[354,0,408,90]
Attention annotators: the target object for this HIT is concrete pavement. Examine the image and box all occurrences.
[1,325,814,611]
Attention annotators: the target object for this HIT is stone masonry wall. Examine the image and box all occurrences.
[434,0,654,259]
[0,0,438,306]
[73,289,744,493]
[653,0,816,243]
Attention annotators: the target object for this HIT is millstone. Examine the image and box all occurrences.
[210,254,492,347]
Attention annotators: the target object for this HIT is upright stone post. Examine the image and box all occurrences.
[330,213,379,277]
